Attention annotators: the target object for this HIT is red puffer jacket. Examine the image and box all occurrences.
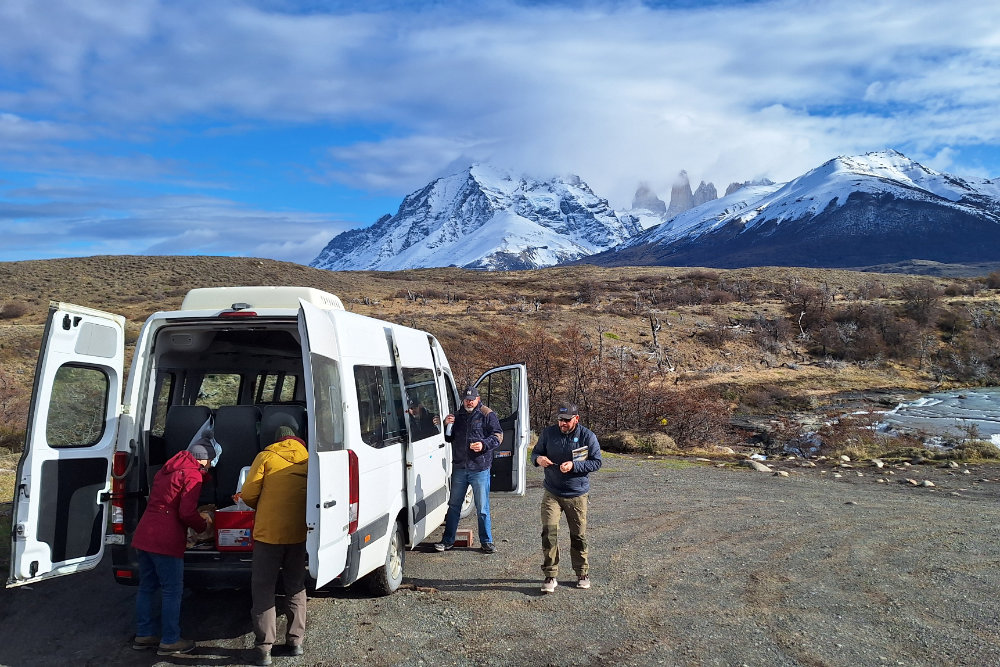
[132,450,209,558]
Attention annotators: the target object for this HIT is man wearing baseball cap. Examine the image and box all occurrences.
[435,385,503,554]
[531,401,603,593]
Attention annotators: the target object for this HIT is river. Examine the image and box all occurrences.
[879,387,1000,446]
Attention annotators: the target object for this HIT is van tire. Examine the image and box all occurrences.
[365,521,405,596]
[459,485,475,519]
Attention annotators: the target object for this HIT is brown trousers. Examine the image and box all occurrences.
[540,489,589,578]
[251,541,307,649]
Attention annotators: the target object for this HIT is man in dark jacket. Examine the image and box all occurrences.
[531,401,602,593]
[435,385,503,554]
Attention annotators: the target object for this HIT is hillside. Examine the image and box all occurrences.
[3,255,1000,451]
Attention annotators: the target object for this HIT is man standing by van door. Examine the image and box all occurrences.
[531,401,603,594]
[241,425,309,667]
[436,386,503,554]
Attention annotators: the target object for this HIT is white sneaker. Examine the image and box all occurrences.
[541,577,558,593]
[576,575,591,589]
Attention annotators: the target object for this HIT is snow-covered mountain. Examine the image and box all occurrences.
[591,150,1000,269]
[310,164,640,271]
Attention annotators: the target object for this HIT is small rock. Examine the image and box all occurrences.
[878,478,887,483]
[871,458,885,469]
[947,461,960,469]
[773,470,789,477]
[839,463,854,469]
[744,460,772,473]
[799,461,817,468]
[921,480,935,487]
[845,501,858,505]
[906,478,920,486]
[856,472,864,477]
[833,473,843,478]
[839,455,851,462]
[962,469,971,475]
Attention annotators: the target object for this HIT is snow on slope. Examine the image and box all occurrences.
[311,164,638,271]
[627,150,1000,249]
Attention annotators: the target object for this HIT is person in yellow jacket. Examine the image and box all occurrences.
[240,425,308,666]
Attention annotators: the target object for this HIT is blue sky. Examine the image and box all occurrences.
[2,0,999,264]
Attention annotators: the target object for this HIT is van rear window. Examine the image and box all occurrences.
[46,364,109,448]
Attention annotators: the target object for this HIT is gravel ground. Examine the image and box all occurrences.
[3,454,1000,666]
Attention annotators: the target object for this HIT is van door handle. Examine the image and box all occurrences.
[438,443,446,449]
[323,500,336,508]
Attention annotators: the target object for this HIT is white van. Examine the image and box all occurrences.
[8,286,528,594]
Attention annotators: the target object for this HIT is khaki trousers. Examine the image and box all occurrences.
[540,489,589,578]
[251,541,307,649]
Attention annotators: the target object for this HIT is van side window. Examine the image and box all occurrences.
[46,364,109,448]
[196,373,241,409]
[354,365,406,449]
[402,367,441,441]
[310,354,343,452]
[443,373,458,417]
[255,372,299,404]
[149,372,175,437]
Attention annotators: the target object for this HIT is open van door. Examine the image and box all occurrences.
[8,303,125,587]
[475,364,529,495]
[298,301,351,588]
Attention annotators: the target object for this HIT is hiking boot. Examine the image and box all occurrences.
[131,635,159,650]
[434,542,453,552]
[481,542,496,554]
[157,638,195,655]
[541,577,558,594]
[577,574,591,589]
[281,642,304,656]
[253,645,273,666]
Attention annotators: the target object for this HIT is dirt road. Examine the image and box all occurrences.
[3,455,1000,666]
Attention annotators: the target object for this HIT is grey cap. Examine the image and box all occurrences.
[462,386,479,400]
[187,439,213,461]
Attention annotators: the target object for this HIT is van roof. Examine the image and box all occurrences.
[180,286,345,312]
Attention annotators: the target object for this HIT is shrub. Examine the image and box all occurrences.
[0,300,29,320]
[602,431,677,455]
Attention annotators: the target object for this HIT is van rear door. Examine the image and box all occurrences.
[7,303,125,587]
[298,301,351,588]
[476,364,529,495]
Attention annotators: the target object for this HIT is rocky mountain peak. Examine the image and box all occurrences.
[632,182,666,213]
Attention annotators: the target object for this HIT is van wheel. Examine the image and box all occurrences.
[365,521,405,596]
[459,485,475,519]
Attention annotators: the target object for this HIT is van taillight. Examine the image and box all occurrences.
[219,311,258,317]
[111,452,128,535]
[348,450,359,534]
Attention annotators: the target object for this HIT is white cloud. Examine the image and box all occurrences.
[1,0,999,261]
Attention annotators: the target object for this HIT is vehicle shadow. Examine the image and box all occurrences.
[403,577,545,596]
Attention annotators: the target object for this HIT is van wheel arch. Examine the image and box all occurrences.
[363,520,405,596]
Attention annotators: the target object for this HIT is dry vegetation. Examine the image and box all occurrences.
[2,255,1000,462]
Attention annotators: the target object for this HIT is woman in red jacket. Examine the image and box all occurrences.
[131,441,213,656]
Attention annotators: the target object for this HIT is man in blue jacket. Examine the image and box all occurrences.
[531,401,603,593]
[436,385,503,554]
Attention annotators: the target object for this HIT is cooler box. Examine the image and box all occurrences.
[215,508,255,551]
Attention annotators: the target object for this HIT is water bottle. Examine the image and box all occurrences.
[445,421,453,436]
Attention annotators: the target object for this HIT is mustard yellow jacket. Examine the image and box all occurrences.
[240,436,309,544]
